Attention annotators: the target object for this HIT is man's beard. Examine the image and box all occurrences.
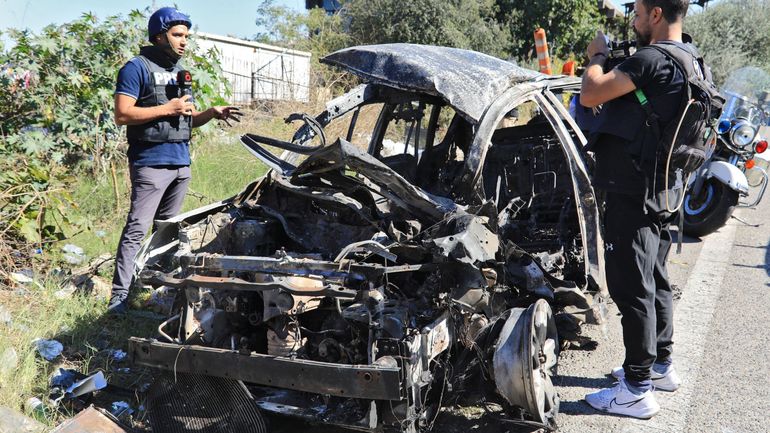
[634,27,651,47]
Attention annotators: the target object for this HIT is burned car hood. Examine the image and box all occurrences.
[321,43,544,123]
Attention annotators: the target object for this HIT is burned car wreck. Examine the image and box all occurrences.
[128,44,606,432]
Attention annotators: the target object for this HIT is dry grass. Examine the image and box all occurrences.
[0,280,160,425]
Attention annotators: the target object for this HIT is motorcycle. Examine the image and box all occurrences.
[682,67,770,237]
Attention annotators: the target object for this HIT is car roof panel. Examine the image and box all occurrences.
[321,43,546,123]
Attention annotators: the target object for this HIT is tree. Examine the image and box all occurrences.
[686,0,770,86]
[257,0,620,65]
[497,0,613,60]
[255,1,351,87]
[344,0,512,59]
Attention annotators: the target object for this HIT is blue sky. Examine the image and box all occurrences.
[0,0,307,41]
[2,1,717,43]
[0,0,634,41]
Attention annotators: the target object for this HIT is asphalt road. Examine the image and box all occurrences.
[555,194,770,432]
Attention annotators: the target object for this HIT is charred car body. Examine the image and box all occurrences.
[129,44,606,431]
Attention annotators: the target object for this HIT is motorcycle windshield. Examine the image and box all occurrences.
[721,66,770,129]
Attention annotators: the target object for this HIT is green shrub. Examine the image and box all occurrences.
[686,0,770,86]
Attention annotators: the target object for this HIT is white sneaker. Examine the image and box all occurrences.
[585,379,660,419]
[611,364,682,392]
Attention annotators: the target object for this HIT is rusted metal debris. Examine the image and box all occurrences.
[50,406,128,433]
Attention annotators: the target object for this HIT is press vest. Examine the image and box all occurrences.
[126,47,193,143]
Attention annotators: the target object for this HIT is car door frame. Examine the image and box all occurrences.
[459,79,607,294]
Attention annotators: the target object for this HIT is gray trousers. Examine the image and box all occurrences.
[111,165,191,299]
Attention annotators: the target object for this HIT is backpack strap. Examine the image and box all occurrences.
[648,42,703,82]
[635,88,655,118]
[633,44,695,153]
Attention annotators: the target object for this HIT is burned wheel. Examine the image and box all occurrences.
[492,299,559,425]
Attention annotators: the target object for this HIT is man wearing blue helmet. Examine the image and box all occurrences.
[109,7,241,314]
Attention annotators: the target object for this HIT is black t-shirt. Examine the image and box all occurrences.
[616,46,685,122]
[590,43,686,194]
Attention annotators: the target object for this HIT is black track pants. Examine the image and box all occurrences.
[602,191,675,383]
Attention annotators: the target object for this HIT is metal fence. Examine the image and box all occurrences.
[222,57,311,104]
[195,32,312,105]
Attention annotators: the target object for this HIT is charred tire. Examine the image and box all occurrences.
[492,299,559,426]
[683,179,739,238]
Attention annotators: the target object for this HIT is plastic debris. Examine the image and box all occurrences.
[146,286,175,315]
[54,284,78,299]
[66,371,107,398]
[110,401,133,417]
[62,244,86,265]
[33,338,63,361]
[24,397,46,418]
[116,367,131,374]
[69,273,111,300]
[51,368,78,388]
[0,305,12,326]
[10,270,34,284]
[63,255,85,265]
[107,349,127,361]
[95,230,107,238]
[0,347,19,375]
[51,369,107,399]
[61,244,84,255]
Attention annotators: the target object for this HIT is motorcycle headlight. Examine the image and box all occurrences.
[730,120,757,148]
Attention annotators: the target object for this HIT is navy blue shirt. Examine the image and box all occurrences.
[115,58,192,167]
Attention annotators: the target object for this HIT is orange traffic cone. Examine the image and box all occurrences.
[562,60,576,76]
[534,28,552,75]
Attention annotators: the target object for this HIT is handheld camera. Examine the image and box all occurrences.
[604,39,637,72]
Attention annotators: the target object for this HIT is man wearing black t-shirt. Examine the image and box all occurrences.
[579,0,696,419]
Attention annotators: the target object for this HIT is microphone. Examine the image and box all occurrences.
[177,70,192,98]
[177,70,192,119]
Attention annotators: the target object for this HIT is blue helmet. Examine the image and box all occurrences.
[147,7,192,42]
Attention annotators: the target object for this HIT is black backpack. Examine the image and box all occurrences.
[635,41,725,177]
